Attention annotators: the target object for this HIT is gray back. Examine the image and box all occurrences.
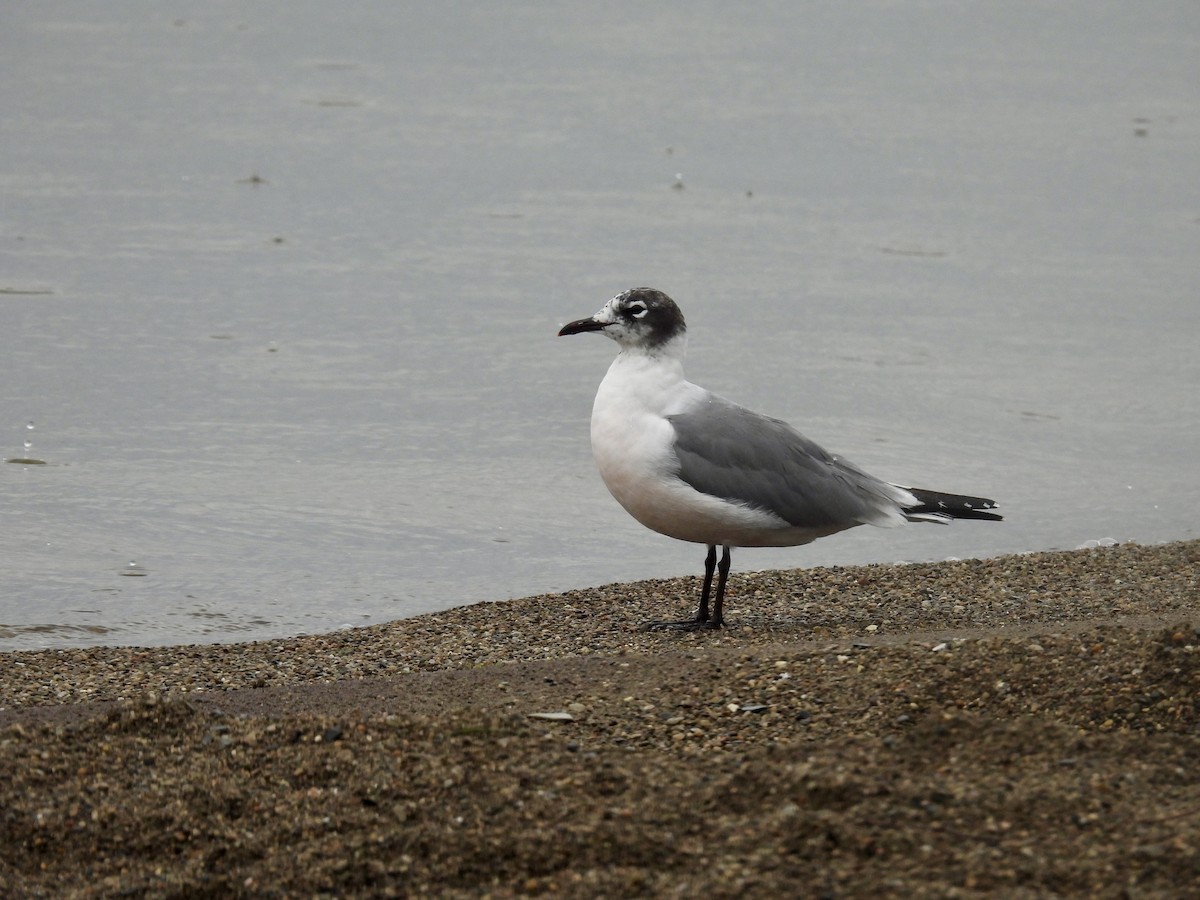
[668,394,900,529]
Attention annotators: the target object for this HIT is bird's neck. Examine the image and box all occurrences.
[598,338,692,417]
[619,331,688,364]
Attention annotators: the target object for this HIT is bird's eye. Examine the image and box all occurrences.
[626,302,648,319]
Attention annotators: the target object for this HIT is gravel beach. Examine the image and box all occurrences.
[2,540,1199,897]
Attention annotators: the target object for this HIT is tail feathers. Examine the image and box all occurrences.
[899,487,1003,522]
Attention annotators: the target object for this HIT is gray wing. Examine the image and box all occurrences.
[667,394,905,529]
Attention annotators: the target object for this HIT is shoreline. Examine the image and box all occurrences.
[3,539,1197,714]
[3,539,1199,896]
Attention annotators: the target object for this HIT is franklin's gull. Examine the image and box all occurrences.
[558,288,1001,629]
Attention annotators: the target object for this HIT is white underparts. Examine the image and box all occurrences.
[589,343,864,548]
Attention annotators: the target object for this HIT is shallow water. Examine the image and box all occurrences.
[2,2,1198,649]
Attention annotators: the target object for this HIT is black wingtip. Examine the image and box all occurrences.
[904,488,1003,522]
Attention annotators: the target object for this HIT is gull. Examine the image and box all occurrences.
[558,287,1001,630]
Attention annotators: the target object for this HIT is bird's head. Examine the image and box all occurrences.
[557,288,687,352]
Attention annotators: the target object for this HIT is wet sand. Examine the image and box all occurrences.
[2,540,1198,896]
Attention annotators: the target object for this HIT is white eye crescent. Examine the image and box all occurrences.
[627,303,648,319]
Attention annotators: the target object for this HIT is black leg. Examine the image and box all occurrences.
[695,544,717,624]
[710,545,731,627]
[642,544,724,632]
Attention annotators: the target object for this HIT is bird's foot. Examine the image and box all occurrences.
[641,618,722,632]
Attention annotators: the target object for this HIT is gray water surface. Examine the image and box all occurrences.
[3,2,1198,649]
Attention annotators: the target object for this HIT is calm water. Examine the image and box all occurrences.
[2,2,1197,649]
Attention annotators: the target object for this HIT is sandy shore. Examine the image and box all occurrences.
[2,540,1198,896]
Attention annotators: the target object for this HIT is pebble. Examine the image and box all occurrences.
[1,540,1196,714]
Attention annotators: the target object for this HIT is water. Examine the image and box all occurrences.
[2,2,1197,649]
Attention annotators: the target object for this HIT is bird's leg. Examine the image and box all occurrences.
[694,544,717,624]
[642,545,722,631]
[710,545,731,628]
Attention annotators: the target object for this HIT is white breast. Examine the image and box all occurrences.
[589,351,792,546]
